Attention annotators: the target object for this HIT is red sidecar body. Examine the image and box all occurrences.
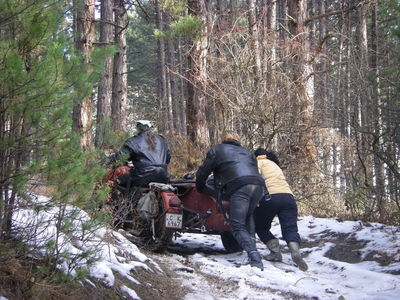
[107,167,240,252]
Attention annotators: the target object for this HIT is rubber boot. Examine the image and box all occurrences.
[288,242,308,271]
[248,251,264,270]
[264,239,282,262]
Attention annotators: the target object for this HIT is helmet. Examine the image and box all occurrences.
[136,120,153,128]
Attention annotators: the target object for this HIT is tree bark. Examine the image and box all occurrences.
[266,0,277,64]
[287,0,316,164]
[247,0,262,78]
[337,6,349,195]
[355,3,373,189]
[155,0,168,132]
[177,37,187,135]
[167,34,182,133]
[370,3,385,221]
[95,0,114,148]
[111,0,127,133]
[72,0,95,148]
[277,0,288,41]
[187,0,210,149]
[165,13,177,132]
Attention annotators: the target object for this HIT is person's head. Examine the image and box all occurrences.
[136,120,157,150]
[254,147,268,157]
[254,147,280,166]
[221,130,240,143]
[136,120,153,133]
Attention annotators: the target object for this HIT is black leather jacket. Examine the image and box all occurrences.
[196,140,265,198]
[112,131,171,185]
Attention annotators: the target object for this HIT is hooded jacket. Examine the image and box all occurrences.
[256,155,293,195]
[196,140,265,198]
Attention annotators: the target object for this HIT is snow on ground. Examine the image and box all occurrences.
[166,216,400,300]
[10,195,155,296]
[6,195,400,300]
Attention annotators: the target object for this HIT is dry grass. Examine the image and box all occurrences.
[0,239,189,300]
[164,131,204,179]
[126,254,189,300]
[0,240,118,300]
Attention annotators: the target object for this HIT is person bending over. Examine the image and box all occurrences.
[196,132,265,270]
[254,148,308,271]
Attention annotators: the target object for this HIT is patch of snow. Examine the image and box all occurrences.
[169,216,400,300]
[11,195,400,299]
[120,285,141,299]
[12,195,154,296]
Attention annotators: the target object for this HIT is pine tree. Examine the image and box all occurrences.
[0,0,110,265]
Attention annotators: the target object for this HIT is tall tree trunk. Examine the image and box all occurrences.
[287,0,316,164]
[344,7,354,196]
[266,0,277,65]
[177,37,187,135]
[165,64,174,131]
[187,0,210,149]
[317,0,336,185]
[370,3,385,221]
[357,3,373,188]
[165,14,176,132]
[277,0,288,41]
[319,0,328,120]
[247,0,262,78]
[166,32,182,133]
[111,0,127,133]
[155,0,168,132]
[72,0,95,148]
[0,91,12,238]
[95,0,114,148]
[217,0,228,32]
[386,143,398,206]
[337,6,348,195]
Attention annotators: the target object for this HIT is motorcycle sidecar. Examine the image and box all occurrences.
[106,167,241,253]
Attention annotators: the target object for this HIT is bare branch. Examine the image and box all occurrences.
[93,19,125,29]
[305,0,373,25]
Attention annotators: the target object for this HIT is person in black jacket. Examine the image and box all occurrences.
[196,131,265,270]
[110,120,171,187]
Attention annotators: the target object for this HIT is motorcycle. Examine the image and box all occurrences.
[104,166,241,253]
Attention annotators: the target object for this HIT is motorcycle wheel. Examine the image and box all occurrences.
[120,189,174,253]
[220,231,242,253]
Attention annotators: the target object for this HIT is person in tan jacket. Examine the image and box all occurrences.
[254,148,308,271]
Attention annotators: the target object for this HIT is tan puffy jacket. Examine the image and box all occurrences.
[256,155,293,195]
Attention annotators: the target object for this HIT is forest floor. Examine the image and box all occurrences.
[1,195,399,300]
[141,216,400,300]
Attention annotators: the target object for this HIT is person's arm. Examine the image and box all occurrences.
[166,147,171,164]
[258,160,271,201]
[158,134,171,164]
[196,148,216,192]
[109,144,131,165]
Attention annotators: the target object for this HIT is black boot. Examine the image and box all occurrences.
[248,251,264,270]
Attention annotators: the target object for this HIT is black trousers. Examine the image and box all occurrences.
[131,166,169,187]
[254,193,301,244]
[229,184,264,254]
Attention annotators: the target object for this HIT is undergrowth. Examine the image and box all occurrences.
[0,240,117,300]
